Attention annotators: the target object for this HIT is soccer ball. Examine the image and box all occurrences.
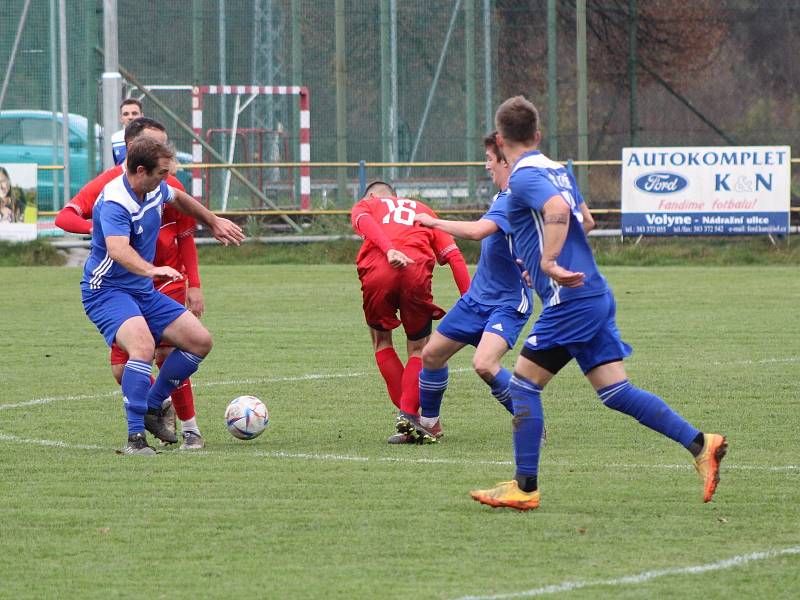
[225,395,269,440]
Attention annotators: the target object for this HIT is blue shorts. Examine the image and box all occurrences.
[82,286,187,347]
[437,297,530,349]
[522,290,632,373]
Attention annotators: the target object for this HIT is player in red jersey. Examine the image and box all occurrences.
[55,117,206,450]
[351,180,471,443]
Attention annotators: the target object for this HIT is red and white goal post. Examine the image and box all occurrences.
[191,85,311,209]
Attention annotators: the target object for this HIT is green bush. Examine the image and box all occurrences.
[0,240,65,266]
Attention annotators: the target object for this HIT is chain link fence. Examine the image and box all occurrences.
[1,0,799,216]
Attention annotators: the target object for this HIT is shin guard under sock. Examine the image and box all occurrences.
[419,366,448,418]
[489,367,514,414]
[510,373,545,480]
[598,380,700,449]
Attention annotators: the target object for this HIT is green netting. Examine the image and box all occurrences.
[1,0,799,212]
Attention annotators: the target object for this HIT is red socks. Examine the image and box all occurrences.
[375,349,423,414]
[399,356,422,415]
[375,348,403,409]
[170,379,196,421]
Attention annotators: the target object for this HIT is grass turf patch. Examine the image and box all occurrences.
[1,265,799,598]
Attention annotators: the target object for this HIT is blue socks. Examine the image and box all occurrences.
[419,366,448,418]
[505,375,700,488]
[598,380,700,448]
[122,360,152,435]
[489,367,514,414]
[146,350,204,410]
[510,374,544,479]
[420,365,515,418]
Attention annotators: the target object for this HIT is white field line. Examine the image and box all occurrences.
[1,353,798,412]
[1,357,798,474]
[0,432,106,451]
[0,434,796,474]
[0,368,474,411]
[708,356,800,367]
[0,391,119,410]
[0,431,795,598]
[255,450,513,466]
[256,452,800,473]
[453,546,800,600]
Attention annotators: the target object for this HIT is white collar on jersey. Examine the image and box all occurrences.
[512,151,564,174]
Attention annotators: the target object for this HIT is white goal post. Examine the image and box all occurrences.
[191,85,311,209]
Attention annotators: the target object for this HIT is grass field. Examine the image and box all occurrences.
[1,264,799,599]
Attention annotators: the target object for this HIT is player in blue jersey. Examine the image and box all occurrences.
[111,99,143,165]
[394,132,536,443]
[470,96,727,509]
[81,136,244,455]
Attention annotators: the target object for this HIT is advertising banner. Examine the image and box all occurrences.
[0,163,37,241]
[621,146,790,236]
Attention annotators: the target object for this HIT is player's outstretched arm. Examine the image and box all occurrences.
[106,235,182,280]
[415,213,497,241]
[540,195,584,288]
[54,170,116,234]
[55,206,92,234]
[170,190,245,246]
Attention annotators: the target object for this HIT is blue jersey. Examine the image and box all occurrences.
[464,190,532,315]
[111,129,126,165]
[507,150,606,308]
[81,174,175,294]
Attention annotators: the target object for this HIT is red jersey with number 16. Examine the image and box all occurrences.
[352,195,458,267]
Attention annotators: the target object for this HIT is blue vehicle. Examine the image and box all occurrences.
[0,110,101,210]
[0,110,192,211]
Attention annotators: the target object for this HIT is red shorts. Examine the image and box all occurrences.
[109,279,188,365]
[154,278,188,305]
[357,254,444,338]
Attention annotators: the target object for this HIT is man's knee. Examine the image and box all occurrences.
[124,339,155,362]
[422,338,453,369]
[190,327,213,357]
[421,344,436,368]
[472,354,497,382]
[421,343,442,369]
[117,318,156,361]
[167,312,213,356]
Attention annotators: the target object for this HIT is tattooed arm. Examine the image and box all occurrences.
[540,196,585,288]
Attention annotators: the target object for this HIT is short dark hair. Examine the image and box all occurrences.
[124,117,166,145]
[495,96,539,144]
[364,180,396,197]
[120,98,142,112]
[126,137,175,175]
[483,131,507,163]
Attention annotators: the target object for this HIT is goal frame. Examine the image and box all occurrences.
[191,85,311,209]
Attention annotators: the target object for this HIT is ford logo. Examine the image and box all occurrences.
[634,172,688,194]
